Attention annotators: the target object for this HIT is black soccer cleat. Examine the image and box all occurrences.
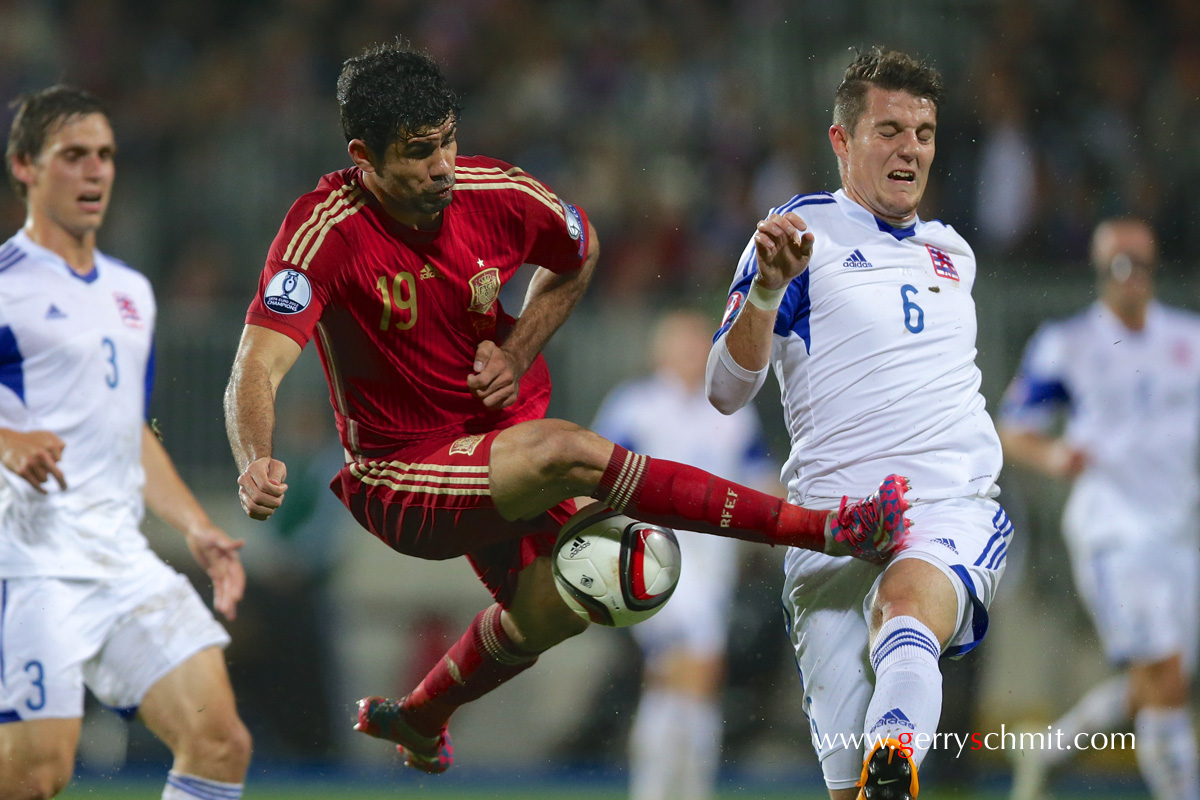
[857,737,919,799]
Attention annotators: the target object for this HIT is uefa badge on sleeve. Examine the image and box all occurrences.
[263,269,313,314]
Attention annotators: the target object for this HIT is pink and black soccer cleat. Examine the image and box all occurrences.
[355,696,454,774]
[825,474,911,564]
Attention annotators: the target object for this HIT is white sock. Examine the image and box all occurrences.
[162,771,243,800]
[1042,675,1130,768]
[676,694,722,800]
[864,615,942,767]
[1134,707,1200,800]
[629,689,723,800]
[630,690,682,800]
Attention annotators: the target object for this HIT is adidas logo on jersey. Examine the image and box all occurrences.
[419,263,441,279]
[842,249,872,269]
[932,537,958,554]
[870,708,915,733]
[44,304,67,320]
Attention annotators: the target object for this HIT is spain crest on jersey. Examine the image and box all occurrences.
[926,245,959,281]
[469,267,500,315]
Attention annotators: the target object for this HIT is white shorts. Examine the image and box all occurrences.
[1068,538,1200,673]
[782,496,1011,790]
[631,531,739,663]
[0,551,230,722]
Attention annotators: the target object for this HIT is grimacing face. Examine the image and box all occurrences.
[13,112,115,239]
[354,117,458,228]
[831,85,936,225]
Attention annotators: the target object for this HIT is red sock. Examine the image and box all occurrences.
[402,605,537,736]
[591,445,829,550]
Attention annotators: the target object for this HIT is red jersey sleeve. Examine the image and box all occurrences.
[246,184,357,346]
[521,169,590,274]
[459,156,590,275]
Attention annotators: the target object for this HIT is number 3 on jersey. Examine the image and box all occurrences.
[102,337,119,387]
[900,284,924,334]
[377,272,418,332]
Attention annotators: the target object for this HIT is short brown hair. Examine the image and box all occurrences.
[6,85,108,200]
[833,47,945,135]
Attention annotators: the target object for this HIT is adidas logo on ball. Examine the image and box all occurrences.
[552,504,681,627]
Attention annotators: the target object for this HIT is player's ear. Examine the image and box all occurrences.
[9,153,36,188]
[828,124,850,161]
[347,139,376,173]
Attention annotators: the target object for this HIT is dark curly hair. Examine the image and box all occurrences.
[336,40,463,161]
[6,85,109,200]
[833,47,945,135]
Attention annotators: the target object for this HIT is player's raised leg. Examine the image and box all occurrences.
[488,418,909,562]
[138,647,252,800]
[356,556,585,772]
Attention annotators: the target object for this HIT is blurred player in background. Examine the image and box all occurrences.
[0,87,251,800]
[224,41,908,775]
[999,218,1200,800]
[708,47,1008,799]
[592,310,780,800]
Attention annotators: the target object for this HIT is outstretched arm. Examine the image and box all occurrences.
[468,220,600,409]
[224,324,302,519]
[726,211,814,371]
[142,424,245,620]
[708,211,813,414]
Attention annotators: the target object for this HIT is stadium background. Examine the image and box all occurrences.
[3,0,1198,796]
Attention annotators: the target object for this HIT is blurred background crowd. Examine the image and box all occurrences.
[2,0,1198,793]
[4,0,1200,306]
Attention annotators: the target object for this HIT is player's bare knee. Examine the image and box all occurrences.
[525,421,605,484]
[0,756,73,800]
[176,714,252,777]
[1135,657,1189,708]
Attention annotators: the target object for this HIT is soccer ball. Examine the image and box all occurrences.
[551,504,681,627]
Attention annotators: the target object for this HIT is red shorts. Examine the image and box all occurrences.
[330,430,577,607]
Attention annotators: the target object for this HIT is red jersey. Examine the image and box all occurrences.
[247,156,591,456]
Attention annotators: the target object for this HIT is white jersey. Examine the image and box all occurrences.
[1001,300,1200,546]
[592,374,777,490]
[714,190,1002,504]
[0,230,157,578]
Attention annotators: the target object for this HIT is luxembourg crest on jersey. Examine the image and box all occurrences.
[926,245,959,281]
[113,293,144,328]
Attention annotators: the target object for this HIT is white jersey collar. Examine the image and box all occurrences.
[833,189,921,241]
[13,229,101,283]
[1094,298,1162,339]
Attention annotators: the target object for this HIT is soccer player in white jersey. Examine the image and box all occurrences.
[592,310,780,800]
[0,87,252,800]
[999,218,1200,800]
[706,48,1008,799]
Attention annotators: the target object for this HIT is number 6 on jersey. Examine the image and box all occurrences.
[900,284,924,334]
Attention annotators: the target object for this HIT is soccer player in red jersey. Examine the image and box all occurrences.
[223,41,910,774]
